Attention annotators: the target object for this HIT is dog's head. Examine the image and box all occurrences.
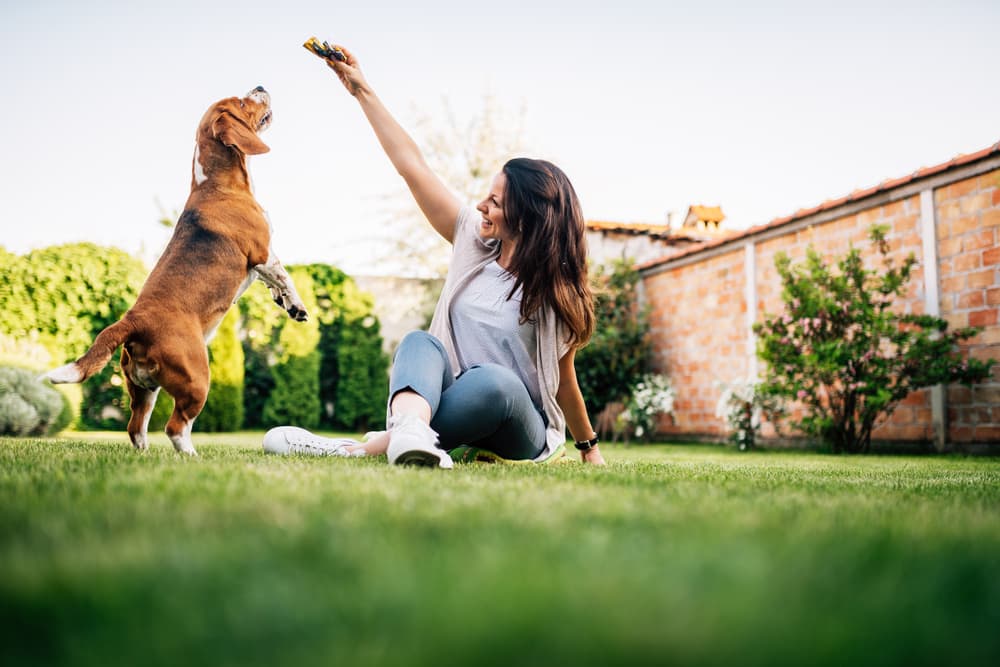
[192,87,272,187]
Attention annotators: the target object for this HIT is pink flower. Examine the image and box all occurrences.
[796,390,808,400]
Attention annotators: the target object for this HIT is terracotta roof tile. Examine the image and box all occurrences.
[638,140,1000,272]
[586,220,671,235]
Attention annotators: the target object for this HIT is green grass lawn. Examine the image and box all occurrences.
[1,431,998,667]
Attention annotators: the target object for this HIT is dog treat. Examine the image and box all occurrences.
[303,37,346,62]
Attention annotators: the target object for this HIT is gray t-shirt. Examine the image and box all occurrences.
[449,259,542,410]
[429,206,571,461]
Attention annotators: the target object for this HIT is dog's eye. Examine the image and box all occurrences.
[240,101,245,109]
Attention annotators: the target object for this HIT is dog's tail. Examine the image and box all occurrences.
[43,319,132,384]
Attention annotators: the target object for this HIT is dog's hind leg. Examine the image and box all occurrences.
[157,341,209,456]
[121,346,161,451]
[164,386,206,456]
[126,380,160,451]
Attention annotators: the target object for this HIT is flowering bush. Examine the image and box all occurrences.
[714,379,785,451]
[620,374,675,442]
[754,224,994,453]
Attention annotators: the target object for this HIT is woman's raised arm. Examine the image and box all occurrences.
[326,46,460,243]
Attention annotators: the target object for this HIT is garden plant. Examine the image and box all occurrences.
[754,225,994,453]
[619,373,675,442]
[577,259,652,416]
[714,379,784,451]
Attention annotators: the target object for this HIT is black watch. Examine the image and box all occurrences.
[574,436,599,452]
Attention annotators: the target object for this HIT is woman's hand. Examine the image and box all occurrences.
[581,445,606,466]
[326,45,370,97]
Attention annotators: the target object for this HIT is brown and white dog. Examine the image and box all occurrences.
[45,86,307,455]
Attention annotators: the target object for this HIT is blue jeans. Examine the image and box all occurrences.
[389,331,546,460]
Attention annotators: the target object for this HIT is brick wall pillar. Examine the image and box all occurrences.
[919,189,947,450]
[745,241,758,381]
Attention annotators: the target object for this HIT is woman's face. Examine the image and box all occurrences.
[476,172,515,244]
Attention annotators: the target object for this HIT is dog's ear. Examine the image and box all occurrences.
[212,113,270,155]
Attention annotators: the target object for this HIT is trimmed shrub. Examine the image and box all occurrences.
[296,264,389,431]
[240,264,389,432]
[238,280,284,430]
[0,332,78,434]
[0,366,67,436]
[261,268,322,429]
[334,314,390,431]
[196,308,245,432]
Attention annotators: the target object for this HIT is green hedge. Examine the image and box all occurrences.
[261,267,322,429]
[2,244,390,435]
[197,308,245,431]
[0,244,146,429]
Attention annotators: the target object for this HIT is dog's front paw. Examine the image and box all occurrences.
[287,304,309,322]
[269,285,286,308]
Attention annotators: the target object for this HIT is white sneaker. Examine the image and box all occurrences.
[386,414,453,469]
[262,426,360,457]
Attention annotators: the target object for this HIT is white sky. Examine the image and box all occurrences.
[2,0,998,275]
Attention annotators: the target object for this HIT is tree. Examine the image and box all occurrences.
[754,225,995,453]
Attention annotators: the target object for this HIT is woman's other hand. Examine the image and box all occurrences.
[581,445,606,466]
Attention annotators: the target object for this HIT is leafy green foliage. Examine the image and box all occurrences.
[300,264,389,431]
[332,314,389,430]
[238,282,282,429]
[261,268,322,429]
[0,366,70,436]
[754,225,995,453]
[0,244,146,429]
[0,332,54,371]
[196,308,245,432]
[577,260,652,414]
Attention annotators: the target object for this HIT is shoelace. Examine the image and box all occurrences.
[289,436,348,457]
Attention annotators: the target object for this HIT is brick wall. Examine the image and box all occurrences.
[639,152,1000,449]
[935,170,1000,443]
[645,247,748,437]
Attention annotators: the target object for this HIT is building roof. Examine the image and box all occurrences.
[684,205,725,225]
[586,220,672,237]
[638,140,1000,272]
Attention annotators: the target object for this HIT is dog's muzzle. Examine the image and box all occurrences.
[247,86,272,131]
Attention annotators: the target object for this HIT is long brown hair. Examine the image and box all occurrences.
[501,158,595,349]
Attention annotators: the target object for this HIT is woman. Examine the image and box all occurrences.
[264,46,604,467]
